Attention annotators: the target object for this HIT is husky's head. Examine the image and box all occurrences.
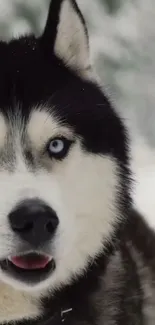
[0,0,130,295]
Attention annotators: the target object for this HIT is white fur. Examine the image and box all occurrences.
[0,283,41,323]
[0,109,120,299]
[54,0,90,73]
[28,109,73,151]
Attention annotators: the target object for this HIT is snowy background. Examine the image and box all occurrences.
[0,0,154,227]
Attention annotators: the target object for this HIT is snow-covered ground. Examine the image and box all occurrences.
[0,0,155,227]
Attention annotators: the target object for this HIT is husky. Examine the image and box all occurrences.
[0,0,154,324]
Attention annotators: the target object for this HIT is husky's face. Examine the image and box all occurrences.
[0,0,130,294]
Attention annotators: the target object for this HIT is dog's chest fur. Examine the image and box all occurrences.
[95,211,155,325]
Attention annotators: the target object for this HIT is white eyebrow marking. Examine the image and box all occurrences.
[27,108,73,150]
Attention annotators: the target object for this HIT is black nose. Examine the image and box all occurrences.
[8,199,59,247]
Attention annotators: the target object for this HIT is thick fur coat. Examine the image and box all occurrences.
[0,1,153,324]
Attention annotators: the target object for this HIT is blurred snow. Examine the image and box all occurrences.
[79,0,155,228]
[0,0,50,39]
[0,0,155,227]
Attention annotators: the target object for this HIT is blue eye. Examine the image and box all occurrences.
[49,139,64,154]
[47,137,72,159]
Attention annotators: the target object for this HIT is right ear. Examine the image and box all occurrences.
[40,0,91,74]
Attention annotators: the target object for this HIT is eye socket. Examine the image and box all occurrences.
[47,137,72,159]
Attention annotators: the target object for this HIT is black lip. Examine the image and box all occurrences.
[0,253,55,284]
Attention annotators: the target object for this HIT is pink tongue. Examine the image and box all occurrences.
[10,255,50,270]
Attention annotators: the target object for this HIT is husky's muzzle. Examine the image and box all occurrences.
[0,199,58,284]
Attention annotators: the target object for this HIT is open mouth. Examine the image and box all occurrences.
[0,252,55,284]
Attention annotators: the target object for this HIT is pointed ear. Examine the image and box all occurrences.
[41,0,90,73]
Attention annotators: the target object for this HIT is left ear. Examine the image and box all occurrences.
[41,0,90,73]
